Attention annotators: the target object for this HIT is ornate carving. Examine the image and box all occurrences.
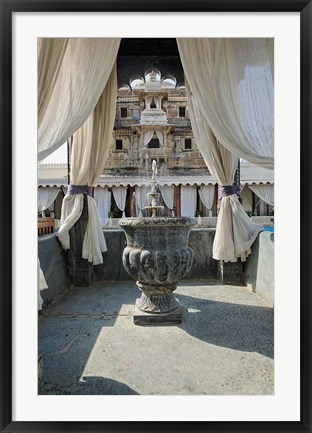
[119,216,196,227]
[119,216,196,315]
[122,246,193,285]
[136,290,180,314]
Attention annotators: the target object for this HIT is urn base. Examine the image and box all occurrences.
[133,299,182,326]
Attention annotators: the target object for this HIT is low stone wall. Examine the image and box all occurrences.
[187,229,217,279]
[244,231,274,307]
[38,234,69,305]
[38,227,274,308]
[94,230,131,281]
[94,228,218,281]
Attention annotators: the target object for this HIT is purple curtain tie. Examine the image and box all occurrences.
[68,185,93,196]
[218,184,240,200]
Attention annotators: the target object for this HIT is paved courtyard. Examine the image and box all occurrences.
[39,280,274,395]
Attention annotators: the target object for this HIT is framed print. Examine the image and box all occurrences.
[1,0,311,432]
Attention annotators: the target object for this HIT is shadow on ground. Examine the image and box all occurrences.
[176,293,274,359]
[42,376,139,395]
[39,281,273,395]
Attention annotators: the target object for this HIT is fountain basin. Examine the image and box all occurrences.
[118,216,196,325]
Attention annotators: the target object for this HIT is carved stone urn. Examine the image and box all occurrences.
[118,217,196,325]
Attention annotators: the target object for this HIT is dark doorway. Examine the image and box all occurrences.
[148,138,160,149]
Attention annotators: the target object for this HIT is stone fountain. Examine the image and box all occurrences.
[118,160,196,325]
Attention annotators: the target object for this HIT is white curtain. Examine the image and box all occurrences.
[38,38,120,161]
[143,130,155,147]
[145,96,153,109]
[94,187,112,226]
[155,129,164,146]
[181,185,197,217]
[154,96,162,109]
[250,184,274,207]
[38,38,69,128]
[112,186,127,218]
[187,86,262,262]
[177,38,274,169]
[135,185,150,216]
[37,259,45,311]
[38,187,60,212]
[160,185,175,215]
[57,63,117,265]
[199,185,215,217]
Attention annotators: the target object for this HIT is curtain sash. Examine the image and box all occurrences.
[68,185,93,197]
[218,185,240,200]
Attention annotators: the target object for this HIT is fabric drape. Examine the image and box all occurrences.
[57,63,118,265]
[177,38,274,169]
[38,259,45,311]
[112,186,127,218]
[38,38,120,161]
[143,130,164,147]
[38,187,60,212]
[145,96,161,109]
[160,185,175,215]
[250,184,274,207]
[181,185,197,217]
[155,130,164,146]
[38,38,69,129]
[145,96,153,109]
[155,96,162,109]
[135,185,150,216]
[94,187,112,226]
[198,185,215,217]
[143,130,155,147]
[187,85,262,262]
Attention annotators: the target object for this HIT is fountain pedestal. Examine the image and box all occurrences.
[118,217,196,325]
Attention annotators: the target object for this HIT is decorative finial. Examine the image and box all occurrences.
[150,70,157,82]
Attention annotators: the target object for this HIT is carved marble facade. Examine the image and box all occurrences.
[104,68,207,175]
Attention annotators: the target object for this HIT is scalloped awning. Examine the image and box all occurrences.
[38,163,273,188]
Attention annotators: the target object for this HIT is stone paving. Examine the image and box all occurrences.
[38,280,274,395]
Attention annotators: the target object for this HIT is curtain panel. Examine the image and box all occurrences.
[57,63,118,265]
[135,185,150,217]
[38,38,120,161]
[250,184,274,207]
[38,38,69,129]
[143,130,164,147]
[37,259,45,311]
[160,185,175,215]
[177,38,273,261]
[94,187,112,226]
[186,86,262,262]
[143,130,155,147]
[198,185,215,217]
[38,187,60,212]
[112,186,127,218]
[181,185,197,217]
[177,38,274,169]
[155,130,164,146]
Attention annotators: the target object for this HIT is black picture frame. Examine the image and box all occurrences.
[1,1,311,432]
